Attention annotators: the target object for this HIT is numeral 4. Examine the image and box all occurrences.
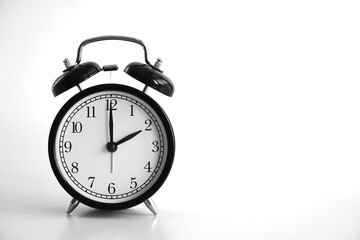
[144,161,152,172]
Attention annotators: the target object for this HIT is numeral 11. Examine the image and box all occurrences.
[86,106,96,118]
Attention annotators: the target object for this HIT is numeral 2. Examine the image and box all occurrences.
[144,119,152,131]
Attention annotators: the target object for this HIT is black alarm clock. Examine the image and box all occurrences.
[48,36,175,215]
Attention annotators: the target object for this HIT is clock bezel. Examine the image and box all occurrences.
[48,83,175,210]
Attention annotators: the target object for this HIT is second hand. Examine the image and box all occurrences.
[111,152,114,173]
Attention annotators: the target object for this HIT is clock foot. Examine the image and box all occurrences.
[144,198,159,216]
[66,198,80,214]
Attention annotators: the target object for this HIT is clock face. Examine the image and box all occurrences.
[48,84,175,210]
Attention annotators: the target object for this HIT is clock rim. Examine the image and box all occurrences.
[48,83,175,210]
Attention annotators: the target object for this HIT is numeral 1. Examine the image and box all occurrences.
[130,105,134,116]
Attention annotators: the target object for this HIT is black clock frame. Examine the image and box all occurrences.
[48,84,175,210]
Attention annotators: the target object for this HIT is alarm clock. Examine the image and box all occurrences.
[48,36,175,215]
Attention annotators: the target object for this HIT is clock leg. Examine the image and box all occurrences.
[66,198,80,214]
[144,198,159,216]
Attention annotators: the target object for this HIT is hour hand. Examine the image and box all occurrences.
[115,130,142,146]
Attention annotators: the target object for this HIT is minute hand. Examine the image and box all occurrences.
[115,130,142,146]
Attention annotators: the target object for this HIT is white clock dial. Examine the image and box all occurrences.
[49,84,174,209]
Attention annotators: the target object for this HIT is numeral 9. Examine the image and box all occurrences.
[64,141,72,153]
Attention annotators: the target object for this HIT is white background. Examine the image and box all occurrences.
[1,0,360,239]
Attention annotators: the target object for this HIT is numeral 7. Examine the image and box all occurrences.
[88,177,95,188]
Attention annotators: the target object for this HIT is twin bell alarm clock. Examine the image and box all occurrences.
[48,36,175,215]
